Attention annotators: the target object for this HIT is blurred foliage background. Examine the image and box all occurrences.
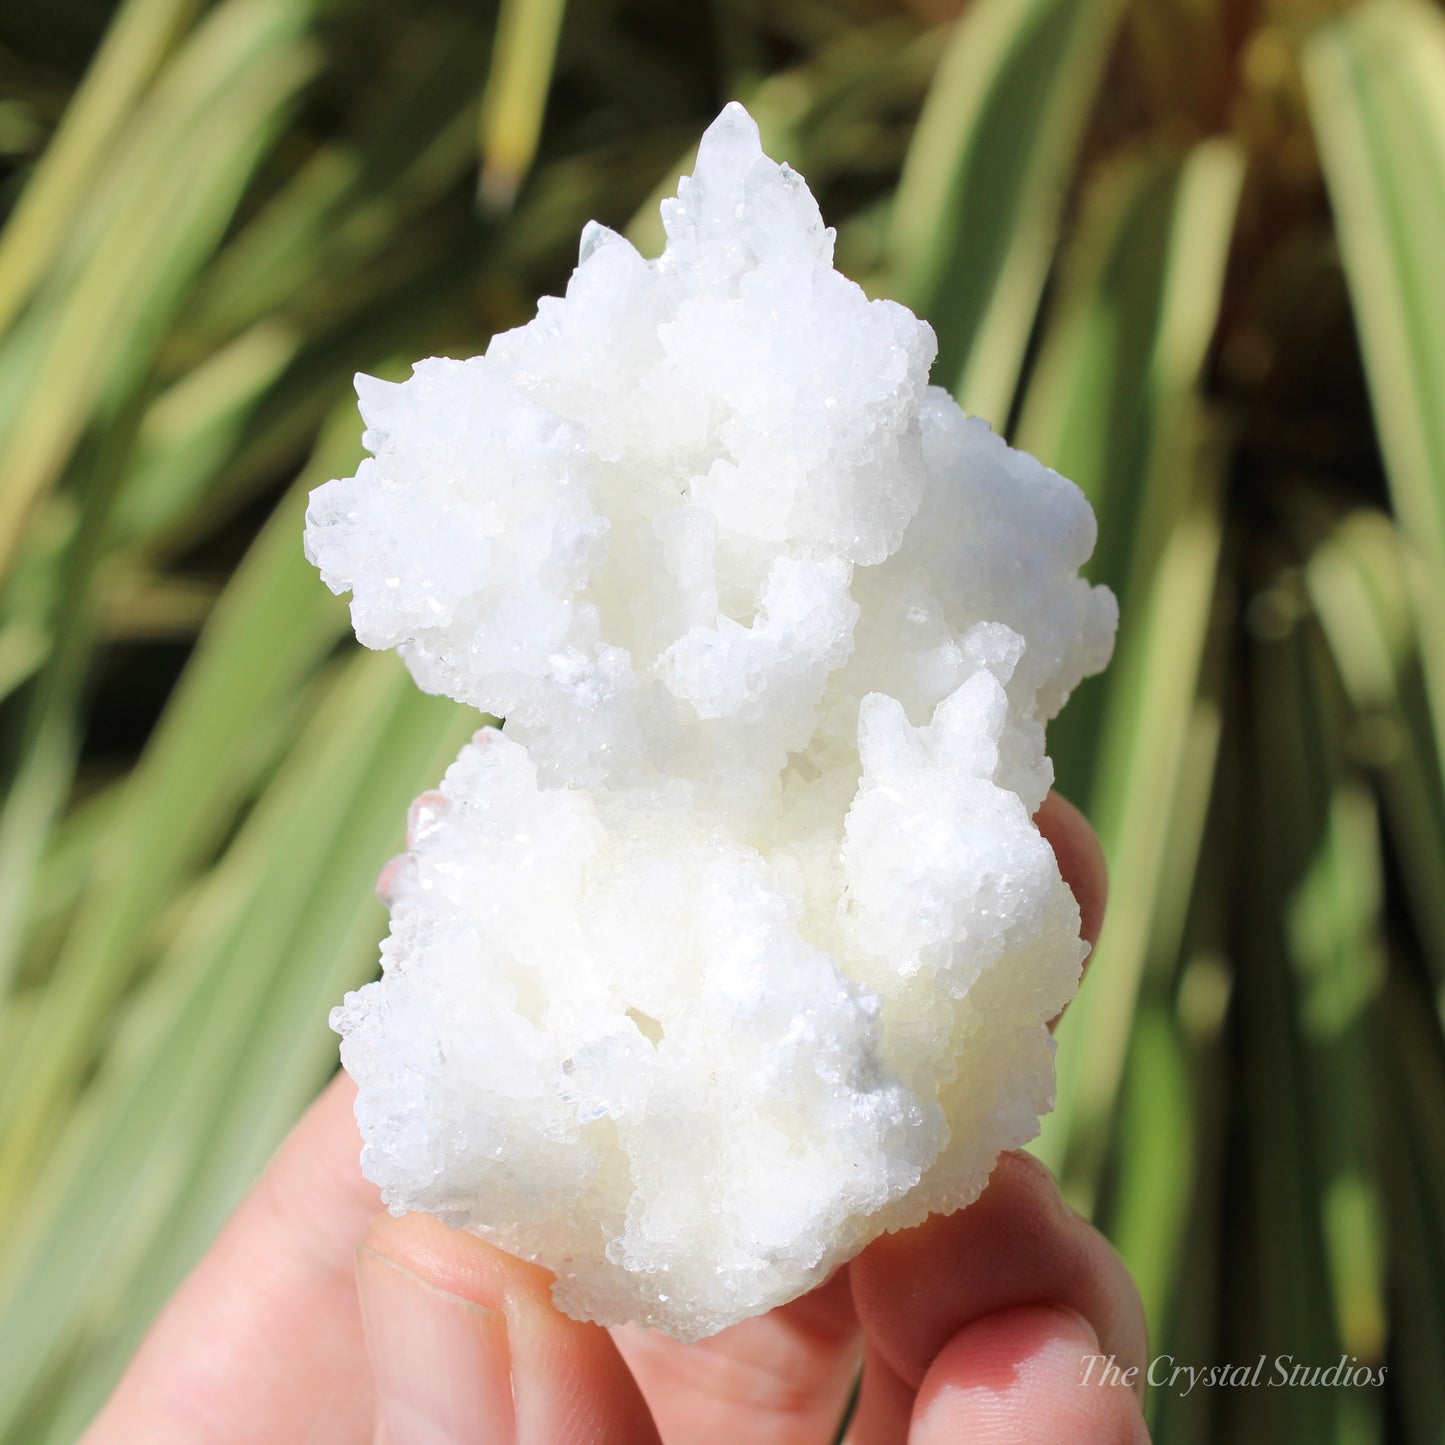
[0,0,1442,1439]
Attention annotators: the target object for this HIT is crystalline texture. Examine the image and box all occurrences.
[306,102,1118,1341]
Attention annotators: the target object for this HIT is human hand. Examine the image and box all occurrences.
[84,792,1148,1444]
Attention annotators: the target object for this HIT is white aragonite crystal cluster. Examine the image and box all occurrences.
[306,102,1117,1342]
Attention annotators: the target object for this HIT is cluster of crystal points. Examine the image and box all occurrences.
[307,103,1117,1342]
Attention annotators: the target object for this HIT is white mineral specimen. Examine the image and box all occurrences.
[307,102,1117,1342]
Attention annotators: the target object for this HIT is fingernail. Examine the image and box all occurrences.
[406,791,450,846]
[357,1244,516,1445]
[375,854,409,905]
[1054,1185,1088,1225]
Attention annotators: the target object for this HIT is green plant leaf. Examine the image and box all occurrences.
[0,411,357,1213]
[0,0,203,338]
[0,648,475,1439]
[1306,508,1445,1023]
[888,0,1125,425]
[1304,0,1445,780]
[0,0,317,578]
[478,0,569,211]
[1025,139,1242,1207]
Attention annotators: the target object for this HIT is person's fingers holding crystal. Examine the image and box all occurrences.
[847,1151,1148,1444]
[358,1212,662,1445]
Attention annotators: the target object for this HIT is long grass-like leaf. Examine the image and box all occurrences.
[1027,140,1241,1206]
[1222,612,1343,1444]
[0,0,316,577]
[114,321,300,543]
[889,0,1124,424]
[1382,963,1445,1444]
[1106,1001,1193,1333]
[1145,943,1232,1445]
[0,415,357,1215]
[0,391,151,997]
[1307,508,1445,1022]
[0,653,389,1435]
[1304,0,1445,779]
[186,10,490,350]
[0,647,474,1439]
[0,0,202,337]
[478,0,568,211]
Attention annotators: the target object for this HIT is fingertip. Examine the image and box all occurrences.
[361,1209,550,1313]
[911,1304,1150,1445]
[375,854,408,905]
[852,1153,1147,1399]
[356,1240,515,1445]
[1035,790,1107,952]
[359,1212,660,1445]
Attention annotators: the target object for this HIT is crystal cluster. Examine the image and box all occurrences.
[306,103,1116,1341]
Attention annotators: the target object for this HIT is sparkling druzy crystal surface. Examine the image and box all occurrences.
[306,103,1117,1341]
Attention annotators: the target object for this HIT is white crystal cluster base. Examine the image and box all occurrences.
[306,103,1116,1341]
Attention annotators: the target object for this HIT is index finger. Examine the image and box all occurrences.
[83,1071,381,1443]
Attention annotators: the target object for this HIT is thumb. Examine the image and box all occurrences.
[356,1211,661,1445]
